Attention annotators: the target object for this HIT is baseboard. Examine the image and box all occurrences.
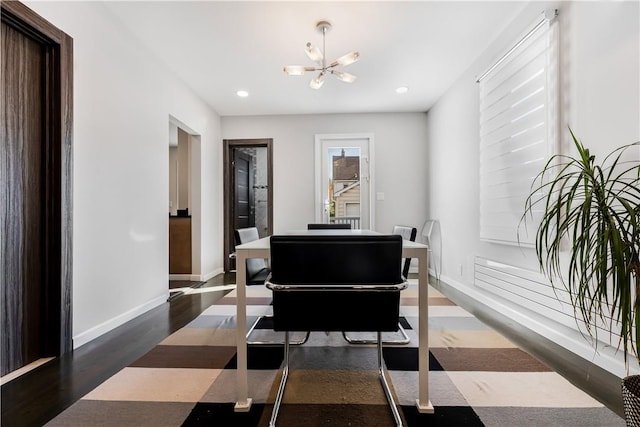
[72,294,168,349]
[202,268,224,282]
[169,268,224,282]
[434,273,639,378]
[169,274,198,281]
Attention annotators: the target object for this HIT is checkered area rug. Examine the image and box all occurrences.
[47,282,624,426]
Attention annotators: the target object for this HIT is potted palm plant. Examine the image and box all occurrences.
[520,128,639,425]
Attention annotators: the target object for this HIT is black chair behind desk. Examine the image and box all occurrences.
[266,234,407,427]
[307,223,352,230]
[234,227,309,345]
[393,225,418,278]
[342,225,417,346]
[235,227,270,285]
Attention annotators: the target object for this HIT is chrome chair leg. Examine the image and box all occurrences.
[246,315,310,345]
[269,331,403,427]
[269,331,290,427]
[377,331,403,427]
[342,322,410,345]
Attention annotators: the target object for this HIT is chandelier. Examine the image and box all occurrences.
[283,21,360,89]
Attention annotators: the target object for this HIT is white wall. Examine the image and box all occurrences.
[222,113,429,238]
[168,147,178,215]
[177,128,190,211]
[426,1,639,376]
[25,1,224,347]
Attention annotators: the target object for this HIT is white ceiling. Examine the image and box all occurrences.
[102,1,529,117]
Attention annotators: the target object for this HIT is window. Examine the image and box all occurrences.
[478,10,559,245]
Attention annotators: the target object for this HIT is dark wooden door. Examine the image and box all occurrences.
[234,150,254,231]
[1,20,46,375]
[229,150,255,271]
[1,2,73,376]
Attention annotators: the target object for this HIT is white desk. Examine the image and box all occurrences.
[233,230,434,414]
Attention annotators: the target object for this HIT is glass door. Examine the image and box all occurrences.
[315,134,372,230]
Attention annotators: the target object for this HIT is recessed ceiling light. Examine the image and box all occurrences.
[236,90,249,97]
[395,86,409,94]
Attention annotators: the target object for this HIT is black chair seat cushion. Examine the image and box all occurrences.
[271,289,401,332]
[248,267,270,286]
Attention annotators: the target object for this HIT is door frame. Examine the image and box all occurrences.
[223,139,273,272]
[314,133,375,230]
[1,1,73,365]
[168,116,201,281]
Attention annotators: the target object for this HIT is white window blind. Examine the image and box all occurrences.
[479,11,558,245]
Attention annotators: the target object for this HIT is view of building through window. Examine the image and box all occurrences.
[328,147,361,228]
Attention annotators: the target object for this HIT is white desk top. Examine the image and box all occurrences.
[235,230,428,251]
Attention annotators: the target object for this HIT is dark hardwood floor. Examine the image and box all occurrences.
[1,273,624,426]
[1,273,235,427]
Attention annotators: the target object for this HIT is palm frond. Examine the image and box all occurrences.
[519,127,640,367]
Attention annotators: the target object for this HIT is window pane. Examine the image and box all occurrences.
[328,147,361,229]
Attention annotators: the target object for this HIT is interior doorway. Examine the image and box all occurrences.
[168,117,201,293]
[223,139,273,272]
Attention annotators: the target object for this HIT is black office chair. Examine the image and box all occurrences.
[342,225,416,346]
[266,235,406,427]
[234,227,309,346]
[392,225,418,278]
[234,227,270,284]
[307,223,352,230]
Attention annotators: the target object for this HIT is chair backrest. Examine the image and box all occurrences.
[392,225,417,242]
[268,234,405,332]
[392,225,417,278]
[270,234,403,286]
[234,227,267,278]
[307,223,352,230]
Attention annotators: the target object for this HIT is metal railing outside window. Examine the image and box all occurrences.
[330,216,360,229]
